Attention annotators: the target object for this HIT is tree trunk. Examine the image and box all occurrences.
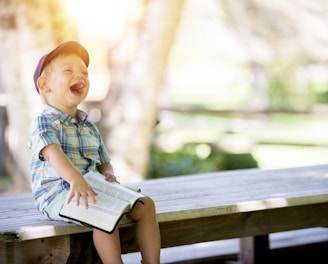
[0,0,33,191]
[102,0,185,183]
[0,0,77,192]
[248,61,269,112]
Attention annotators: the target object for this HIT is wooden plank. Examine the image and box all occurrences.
[140,165,328,222]
[0,235,71,264]
[2,165,328,235]
[0,233,101,264]
[122,227,328,264]
[119,202,328,253]
[270,227,328,248]
[239,235,269,264]
[17,223,91,241]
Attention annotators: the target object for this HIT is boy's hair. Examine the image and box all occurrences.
[33,41,89,93]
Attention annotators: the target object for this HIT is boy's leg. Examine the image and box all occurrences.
[93,228,123,264]
[128,196,161,264]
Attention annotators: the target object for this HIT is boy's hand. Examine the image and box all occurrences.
[41,144,98,209]
[98,162,119,183]
[67,176,98,209]
[103,172,119,183]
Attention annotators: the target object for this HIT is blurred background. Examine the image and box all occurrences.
[1,0,328,194]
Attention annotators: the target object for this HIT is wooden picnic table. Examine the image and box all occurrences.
[1,164,328,263]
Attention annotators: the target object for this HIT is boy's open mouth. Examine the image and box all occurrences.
[70,82,84,95]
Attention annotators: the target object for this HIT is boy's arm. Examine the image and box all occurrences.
[98,162,118,183]
[41,144,97,208]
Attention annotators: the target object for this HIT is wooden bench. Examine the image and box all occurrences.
[123,227,328,263]
[1,164,328,263]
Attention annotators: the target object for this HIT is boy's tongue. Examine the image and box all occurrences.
[70,83,83,95]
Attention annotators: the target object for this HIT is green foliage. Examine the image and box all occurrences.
[147,143,258,178]
[209,151,259,171]
[0,174,13,192]
[267,60,317,111]
[315,90,328,104]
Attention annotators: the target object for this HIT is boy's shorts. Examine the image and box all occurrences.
[42,190,81,225]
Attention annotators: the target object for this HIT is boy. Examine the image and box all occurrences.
[29,41,161,264]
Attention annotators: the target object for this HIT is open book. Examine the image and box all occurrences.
[59,171,145,233]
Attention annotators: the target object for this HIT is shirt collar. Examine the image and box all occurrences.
[44,104,88,125]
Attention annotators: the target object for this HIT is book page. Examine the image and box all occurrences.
[84,171,145,205]
[60,192,129,233]
[59,171,145,233]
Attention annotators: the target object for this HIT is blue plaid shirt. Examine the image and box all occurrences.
[28,105,110,212]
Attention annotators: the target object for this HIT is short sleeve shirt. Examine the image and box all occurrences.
[28,104,110,211]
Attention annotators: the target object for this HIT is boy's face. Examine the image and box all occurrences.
[38,54,90,115]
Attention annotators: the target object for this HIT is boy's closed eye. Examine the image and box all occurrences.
[63,68,73,73]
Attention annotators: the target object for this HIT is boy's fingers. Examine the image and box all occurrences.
[82,194,89,209]
[68,186,97,209]
[68,191,81,206]
[88,189,97,205]
[67,191,74,204]
[105,175,117,182]
[75,193,81,206]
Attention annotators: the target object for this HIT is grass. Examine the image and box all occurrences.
[0,175,13,192]
[253,145,328,169]
[155,111,328,170]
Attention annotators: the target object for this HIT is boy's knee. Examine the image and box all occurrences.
[129,196,156,220]
[138,196,156,216]
[143,196,156,210]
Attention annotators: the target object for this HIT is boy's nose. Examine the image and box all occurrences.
[75,72,86,79]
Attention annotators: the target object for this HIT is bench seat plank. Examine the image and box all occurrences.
[1,165,328,243]
[134,165,328,222]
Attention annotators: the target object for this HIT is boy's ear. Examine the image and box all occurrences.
[36,77,48,92]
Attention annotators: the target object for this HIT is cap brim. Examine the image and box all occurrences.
[43,41,89,70]
[33,41,89,93]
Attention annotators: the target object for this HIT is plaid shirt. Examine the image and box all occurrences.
[28,104,110,212]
